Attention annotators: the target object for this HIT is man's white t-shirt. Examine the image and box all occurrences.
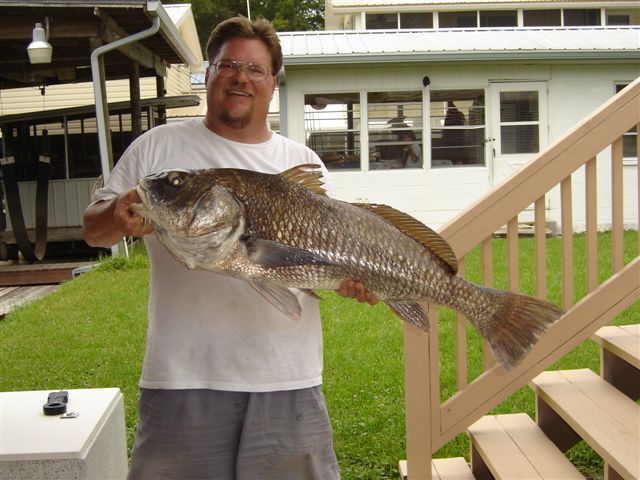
[92,118,327,392]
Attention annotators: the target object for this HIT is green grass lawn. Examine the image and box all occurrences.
[1,231,637,479]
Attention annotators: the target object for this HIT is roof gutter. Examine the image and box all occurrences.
[147,0,204,72]
[284,50,640,66]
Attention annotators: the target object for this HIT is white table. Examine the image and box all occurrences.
[1,388,127,479]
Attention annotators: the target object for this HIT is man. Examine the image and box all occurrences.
[83,16,373,479]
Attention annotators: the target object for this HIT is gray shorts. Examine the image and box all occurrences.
[127,387,340,480]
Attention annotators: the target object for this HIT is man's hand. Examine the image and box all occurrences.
[336,279,378,305]
[113,188,154,238]
[82,187,153,247]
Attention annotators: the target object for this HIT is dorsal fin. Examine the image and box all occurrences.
[280,164,328,196]
[354,203,458,274]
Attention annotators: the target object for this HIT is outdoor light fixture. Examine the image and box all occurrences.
[27,19,52,64]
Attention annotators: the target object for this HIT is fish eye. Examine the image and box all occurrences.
[167,172,184,187]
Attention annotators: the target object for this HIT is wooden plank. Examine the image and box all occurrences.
[468,414,582,479]
[534,196,547,300]
[507,217,519,292]
[481,237,494,370]
[468,415,543,479]
[611,137,624,274]
[560,369,639,436]
[592,325,640,369]
[561,176,574,310]
[620,325,640,337]
[399,458,473,480]
[0,261,95,287]
[432,457,475,480]
[0,285,59,316]
[0,286,21,299]
[585,157,598,293]
[531,369,639,479]
[403,322,435,480]
[497,414,583,480]
[456,258,468,390]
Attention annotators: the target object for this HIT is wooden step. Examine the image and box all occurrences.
[399,457,473,480]
[591,324,640,401]
[592,325,640,369]
[531,369,640,480]
[467,413,582,479]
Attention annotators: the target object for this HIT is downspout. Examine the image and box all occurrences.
[90,15,161,182]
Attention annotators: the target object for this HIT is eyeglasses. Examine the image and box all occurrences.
[210,60,272,81]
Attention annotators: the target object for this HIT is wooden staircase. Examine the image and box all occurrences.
[400,78,639,480]
[467,325,640,480]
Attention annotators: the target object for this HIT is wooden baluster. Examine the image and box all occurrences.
[403,322,433,480]
[456,257,467,390]
[507,217,519,293]
[611,137,624,273]
[481,237,494,370]
[585,157,598,292]
[561,176,574,309]
[534,196,547,299]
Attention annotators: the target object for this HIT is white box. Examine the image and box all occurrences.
[1,388,128,480]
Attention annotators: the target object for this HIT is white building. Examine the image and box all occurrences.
[278,0,639,231]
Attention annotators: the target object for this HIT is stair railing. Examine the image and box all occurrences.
[402,76,640,479]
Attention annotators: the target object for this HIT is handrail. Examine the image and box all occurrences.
[402,76,640,479]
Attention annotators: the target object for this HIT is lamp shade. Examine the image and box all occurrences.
[27,23,52,64]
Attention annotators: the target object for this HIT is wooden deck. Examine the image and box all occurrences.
[0,285,60,316]
[0,261,96,287]
[0,260,96,316]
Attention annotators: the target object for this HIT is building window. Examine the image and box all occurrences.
[304,90,490,171]
[564,9,600,26]
[366,13,398,29]
[607,9,639,25]
[430,90,485,167]
[400,12,433,29]
[616,84,638,161]
[367,91,423,170]
[480,10,517,27]
[439,11,477,28]
[499,91,540,154]
[606,13,630,25]
[523,10,562,26]
[304,93,361,170]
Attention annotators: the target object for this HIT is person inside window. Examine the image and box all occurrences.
[400,130,422,168]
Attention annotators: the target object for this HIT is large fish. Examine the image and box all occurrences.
[133,164,563,369]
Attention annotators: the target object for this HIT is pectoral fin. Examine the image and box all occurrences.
[246,238,337,268]
[386,300,430,332]
[249,280,302,320]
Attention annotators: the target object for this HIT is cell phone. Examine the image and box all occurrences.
[43,390,69,415]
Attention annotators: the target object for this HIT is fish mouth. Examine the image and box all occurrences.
[132,186,153,221]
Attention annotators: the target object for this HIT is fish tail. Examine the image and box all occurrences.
[458,282,564,370]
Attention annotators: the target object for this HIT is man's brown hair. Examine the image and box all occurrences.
[205,16,283,76]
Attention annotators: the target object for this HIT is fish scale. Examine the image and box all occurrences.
[135,164,564,370]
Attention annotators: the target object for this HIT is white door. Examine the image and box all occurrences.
[489,82,548,186]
